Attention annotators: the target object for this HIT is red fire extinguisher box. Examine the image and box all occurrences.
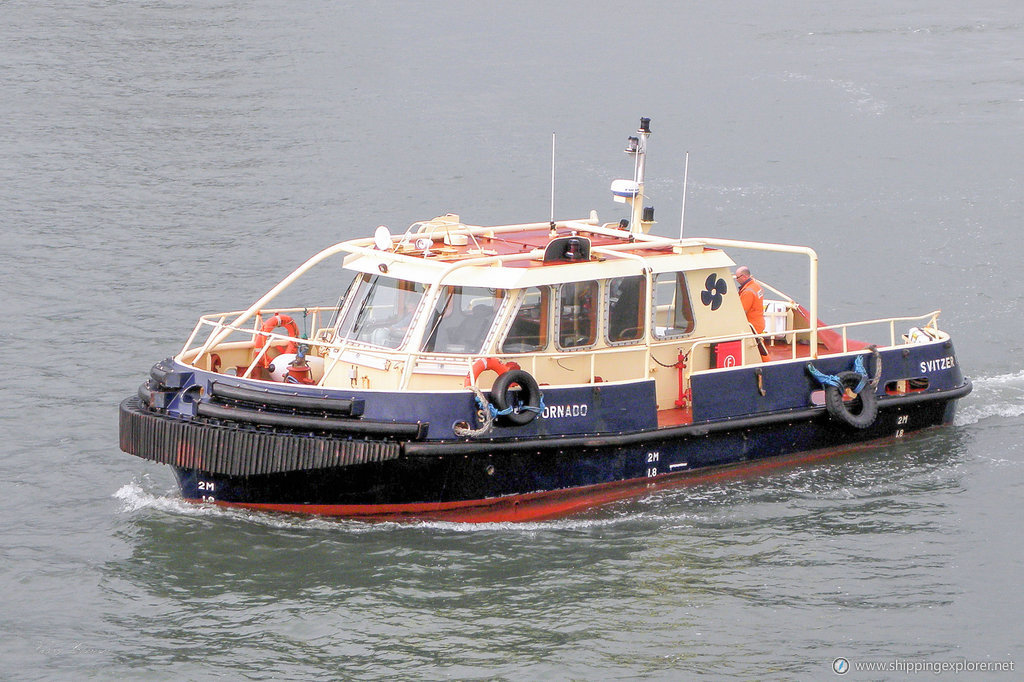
[711,340,743,368]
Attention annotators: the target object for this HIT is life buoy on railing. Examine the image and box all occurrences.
[253,313,300,367]
[490,369,543,426]
[464,357,520,387]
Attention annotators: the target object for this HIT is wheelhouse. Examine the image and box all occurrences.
[179,210,933,421]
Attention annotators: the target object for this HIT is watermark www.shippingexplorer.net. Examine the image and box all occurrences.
[832,656,1015,675]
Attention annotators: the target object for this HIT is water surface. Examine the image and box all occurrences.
[1,1,1021,678]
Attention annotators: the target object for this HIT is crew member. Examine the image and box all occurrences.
[734,266,765,334]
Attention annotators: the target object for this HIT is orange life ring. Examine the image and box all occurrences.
[253,313,300,367]
[465,357,520,387]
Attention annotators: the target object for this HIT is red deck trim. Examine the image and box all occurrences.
[763,339,874,362]
[656,407,693,427]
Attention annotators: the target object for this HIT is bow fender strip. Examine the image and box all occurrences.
[119,397,401,476]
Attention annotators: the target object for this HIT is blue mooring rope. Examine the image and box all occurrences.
[807,354,869,393]
[476,392,546,418]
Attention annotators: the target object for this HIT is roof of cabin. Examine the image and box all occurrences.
[341,218,737,288]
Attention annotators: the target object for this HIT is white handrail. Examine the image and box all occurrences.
[687,309,942,373]
[180,305,943,390]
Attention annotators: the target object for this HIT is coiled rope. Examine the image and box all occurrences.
[807,346,882,392]
[453,385,495,438]
[451,386,546,438]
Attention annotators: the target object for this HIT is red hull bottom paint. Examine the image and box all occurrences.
[187,433,923,523]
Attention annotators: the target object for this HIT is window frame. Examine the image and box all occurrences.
[650,271,696,340]
[499,286,551,354]
[555,280,600,351]
[420,285,506,355]
[335,273,427,349]
[603,274,647,346]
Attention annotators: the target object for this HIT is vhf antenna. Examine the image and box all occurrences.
[679,151,689,241]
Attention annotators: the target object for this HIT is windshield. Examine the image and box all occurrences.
[421,286,504,354]
[336,274,426,349]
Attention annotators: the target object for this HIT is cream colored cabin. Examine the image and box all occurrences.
[180,214,939,412]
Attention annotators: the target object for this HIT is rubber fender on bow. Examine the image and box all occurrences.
[253,314,300,367]
[824,370,878,429]
[489,369,543,426]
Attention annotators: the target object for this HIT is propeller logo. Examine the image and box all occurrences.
[700,273,727,310]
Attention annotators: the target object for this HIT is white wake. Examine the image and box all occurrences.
[955,370,1024,426]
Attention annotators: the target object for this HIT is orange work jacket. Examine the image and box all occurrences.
[738,278,766,334]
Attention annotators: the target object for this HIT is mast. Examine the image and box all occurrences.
[612,117,655,234]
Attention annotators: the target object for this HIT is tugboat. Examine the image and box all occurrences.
[119,118,971,522]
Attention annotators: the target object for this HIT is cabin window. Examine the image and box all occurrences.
[557,281,598,349]
[421,286,504,354]
[606,275,646,344]
[651,272,695,338]
[500,286,549,353]
[324,270,360,331]
[336,274,426,349]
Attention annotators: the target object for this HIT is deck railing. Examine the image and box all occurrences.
[181,306,944,389]
[182,306,337,378]
[687,309,943,374]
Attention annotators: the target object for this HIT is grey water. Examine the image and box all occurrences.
[2,1,1022,679]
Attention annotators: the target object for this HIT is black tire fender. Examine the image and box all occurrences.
[489,369,542,426]
[824,370,878,429]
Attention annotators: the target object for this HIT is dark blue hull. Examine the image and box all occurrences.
[163,384,963,521]
[120,340,970,521]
